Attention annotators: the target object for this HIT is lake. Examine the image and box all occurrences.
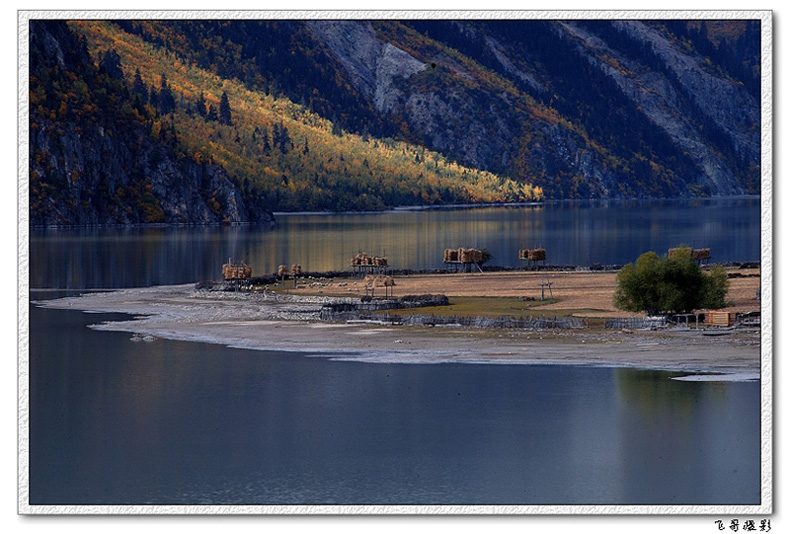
[29,197,761,289]
[26,198,763,507]
[28,303,761,506]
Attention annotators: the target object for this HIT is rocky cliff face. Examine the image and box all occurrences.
[306,21,427,114]
[30,119,258,225]
[561,21,758,195]
[29,21,273,226]
[303,19,760,199]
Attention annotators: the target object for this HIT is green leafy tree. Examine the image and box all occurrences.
[613,248,730,316]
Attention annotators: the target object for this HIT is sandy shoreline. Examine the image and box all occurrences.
[32,283,761,380]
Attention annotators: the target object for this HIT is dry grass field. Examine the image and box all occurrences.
[290,268,761,320]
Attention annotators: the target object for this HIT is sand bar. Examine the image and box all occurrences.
[33,283,761,379]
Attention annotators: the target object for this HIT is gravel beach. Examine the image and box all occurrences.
[33,281,762,379]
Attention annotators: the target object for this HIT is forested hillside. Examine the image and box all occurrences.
[29,21,274,225]
[28,18,761,226]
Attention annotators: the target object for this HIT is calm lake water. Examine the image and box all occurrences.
[27,198,763,506]
[29,197,760,289]
[29,303,760,506]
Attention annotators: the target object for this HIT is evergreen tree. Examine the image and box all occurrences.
[195,91,207,117]
[331,114,343,136]
[206,104,218,121]
[261,126,271,155]
[148,86,159,111]
[159,73,176,115]
[131,68,147,103]
[99,48,123,79]
[276,123,291,154]
[219,91,232,125]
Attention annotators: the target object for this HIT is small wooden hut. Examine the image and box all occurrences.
[704,311,736,327]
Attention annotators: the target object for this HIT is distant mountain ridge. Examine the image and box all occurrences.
[28,18,761,225]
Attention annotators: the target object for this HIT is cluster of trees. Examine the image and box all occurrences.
[193,91,232,125]
[128,68,177,116]
[657,20,761,95]
[30,21,164,220]
[613,248,730,315]
[113,20,393,139]
[127,66,235,127]
[29,21,272,224]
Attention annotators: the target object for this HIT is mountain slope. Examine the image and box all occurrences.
[29,20,273,225]
[29,18,761,226]
[64,20,542,214]
[317,19,760,198]
[122,18,758,200]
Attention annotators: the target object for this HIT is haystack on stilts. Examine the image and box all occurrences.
[381,275,396,298]
[291,264,302,288]
[668,247,692,259]
[277,264,288,288]
[528,249,546,262]
[519,248,546,270]
[222,258,252,290]
[668,246,711,266]
[362,274,396,298]
[443,248,459,263]
[691,248,711,265]
[363,274,377,297]
[222,259,252,290]
[222,261,252,281]
[443,247,483,272]
[350,252,389,275]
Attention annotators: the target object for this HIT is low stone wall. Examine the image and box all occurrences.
[322,308,587,330]
[604,317,668,329]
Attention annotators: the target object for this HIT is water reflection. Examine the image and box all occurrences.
[29,305,761,505]
[30,198,760,290]
[614,369,760,504]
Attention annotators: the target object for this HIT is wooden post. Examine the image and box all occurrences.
[540,279,553,300]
